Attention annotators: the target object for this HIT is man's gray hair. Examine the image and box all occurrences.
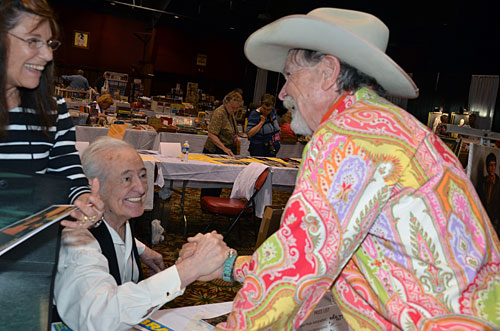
[288,49,386,96]
[81,137,134,184]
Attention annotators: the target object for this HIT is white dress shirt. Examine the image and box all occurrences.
[54,221,184,331]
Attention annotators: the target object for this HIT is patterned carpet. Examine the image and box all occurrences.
[134,187,292,308]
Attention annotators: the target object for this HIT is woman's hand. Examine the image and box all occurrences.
[224,147,235,157]
[61,178,105,229]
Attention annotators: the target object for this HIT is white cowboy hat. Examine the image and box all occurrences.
[244,8,419,98]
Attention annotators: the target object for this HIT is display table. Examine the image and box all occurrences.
[76,126,160,150]
[152,154,299,235]
[75,128,305,158]
[159,132,305,158]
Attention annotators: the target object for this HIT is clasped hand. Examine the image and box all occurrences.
[177,231,230,282]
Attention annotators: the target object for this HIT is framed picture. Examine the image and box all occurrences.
[427,111,443,130]
[439,136,462,156]
[73,31,89,49]
[186,82,198,103]
[450,112,469,126]
[467,143,500,189]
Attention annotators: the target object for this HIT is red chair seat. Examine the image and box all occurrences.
[201,196,253,216]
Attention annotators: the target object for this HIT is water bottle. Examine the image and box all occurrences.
[182,140,190,162]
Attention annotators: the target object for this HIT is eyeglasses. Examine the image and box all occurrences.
[8,33,61,51]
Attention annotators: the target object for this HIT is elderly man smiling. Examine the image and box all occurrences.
[54,137,230,331]
[181,7,500,331]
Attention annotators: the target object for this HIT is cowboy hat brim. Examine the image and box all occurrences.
[244,14,419,99]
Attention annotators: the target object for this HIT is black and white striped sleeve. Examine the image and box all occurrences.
[49,98,90,202]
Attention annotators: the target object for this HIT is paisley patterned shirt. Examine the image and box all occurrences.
[217,88,500,330]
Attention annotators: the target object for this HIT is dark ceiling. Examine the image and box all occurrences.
[48,0,500,74]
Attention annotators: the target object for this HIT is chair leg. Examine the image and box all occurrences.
[226,205,249,236]
[204,214,217,233]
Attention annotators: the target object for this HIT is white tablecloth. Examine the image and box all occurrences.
[75,128,304,158]
[76,126,160,151]
[155,154,298,233]
[156,154,298,189]
[159,132,305,158]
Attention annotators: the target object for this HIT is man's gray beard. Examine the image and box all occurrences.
[283,96,313,136]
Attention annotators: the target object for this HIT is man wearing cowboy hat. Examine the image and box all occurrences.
[180,8,500,330]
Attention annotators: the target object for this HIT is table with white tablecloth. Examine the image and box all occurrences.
[154,153,299,235]
[75,126,160,150]
[159,132,305,158]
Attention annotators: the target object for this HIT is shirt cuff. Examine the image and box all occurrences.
[143,265,185,307]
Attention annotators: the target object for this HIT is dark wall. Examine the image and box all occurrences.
[52,5,247,100]
[54,6,146,73]
[51,4,500,130]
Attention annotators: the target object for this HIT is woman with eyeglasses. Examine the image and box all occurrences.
[0,0,103,226]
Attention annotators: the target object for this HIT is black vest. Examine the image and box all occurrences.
[52,223,144,323]
[89,222,144,285]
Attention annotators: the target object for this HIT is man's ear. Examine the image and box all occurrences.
[320,55,341,91]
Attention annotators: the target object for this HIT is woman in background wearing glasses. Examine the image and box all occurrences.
[0,0,103,226]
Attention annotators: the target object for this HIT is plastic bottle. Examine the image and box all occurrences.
[182,140,190,162]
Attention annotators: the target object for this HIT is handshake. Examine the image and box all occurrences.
[175,231,236,287]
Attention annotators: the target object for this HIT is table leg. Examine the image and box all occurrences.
[181,180,188,237]
[168,180,189,237]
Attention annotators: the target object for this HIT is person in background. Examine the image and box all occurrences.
[477,152,500,236]
[61,68,90,90]
[232,87,243,98]
[96,93,113,114]
[94,72,106,94]
[182,8,500,330]
[435,113,450,135]
[54,137,230,331]
[278,110,297,138]
[246,93,280,156]
[203,90,242,157]
[201,90,242,197]
[468,113,477,128]
[0,0,102,226]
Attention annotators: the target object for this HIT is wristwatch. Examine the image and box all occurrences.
[223,249,237,282]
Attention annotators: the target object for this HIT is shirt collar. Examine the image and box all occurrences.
[103,218,131,247]
[319,87,377,125]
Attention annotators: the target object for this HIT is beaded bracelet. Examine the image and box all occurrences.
[223,249,237,282]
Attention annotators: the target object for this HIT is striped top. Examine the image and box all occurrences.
[0,98,90,203]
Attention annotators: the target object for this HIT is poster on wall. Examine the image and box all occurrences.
[468,143,500,229]
[467,143,500,193]
[73,30,89,49]
[186,82,198,103]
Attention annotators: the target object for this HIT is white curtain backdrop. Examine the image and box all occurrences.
[253,68,268,105]
[468,75,499,130]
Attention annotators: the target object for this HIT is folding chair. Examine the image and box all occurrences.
[201,165,270,236]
